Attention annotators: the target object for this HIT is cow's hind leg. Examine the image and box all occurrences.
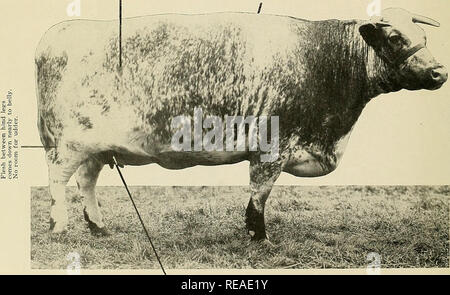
[47,148,85,234]
[75,157,109,237]
[245,156,282,242]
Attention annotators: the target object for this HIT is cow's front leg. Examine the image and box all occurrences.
[245,156,282,241]
[75,157,109,237]
[46,148,85,234]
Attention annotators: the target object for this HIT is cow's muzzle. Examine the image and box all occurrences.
[429,65,448,89]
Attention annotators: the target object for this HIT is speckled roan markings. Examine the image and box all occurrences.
[34,12,445,240]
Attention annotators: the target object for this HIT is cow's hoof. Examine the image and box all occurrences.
[83,208,109,237]
[49,218,68,234]
[248,230,267,241]
[50,228,68,235]
[247,231,276,248]
[88,223,110,237]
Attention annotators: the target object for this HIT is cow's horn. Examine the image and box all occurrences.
[369,16,391,27]
[412,14,440,27]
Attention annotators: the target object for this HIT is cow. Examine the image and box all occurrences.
[35,8,447,242]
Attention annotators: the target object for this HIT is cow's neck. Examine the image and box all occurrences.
[308,20,402,100]
[363,40,403,98]
[276,20,402,153]
[293,20,402,103]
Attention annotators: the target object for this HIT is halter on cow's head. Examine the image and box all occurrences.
[359,8,447,90]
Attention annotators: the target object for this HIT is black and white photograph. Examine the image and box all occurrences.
[0,0,449,277]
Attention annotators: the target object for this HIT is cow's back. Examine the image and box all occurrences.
[35,13,305,151]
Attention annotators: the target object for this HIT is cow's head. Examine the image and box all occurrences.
[359,8,447,90]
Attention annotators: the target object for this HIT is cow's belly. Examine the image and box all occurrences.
[110,149,248,170]
[155,151,249,169]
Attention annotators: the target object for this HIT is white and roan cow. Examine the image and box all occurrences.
[35,8,447,241]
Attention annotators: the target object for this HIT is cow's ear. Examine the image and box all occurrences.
[359,21,390,49]
[359,23,381,48]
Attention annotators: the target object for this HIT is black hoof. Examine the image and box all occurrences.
[247,229,267,241]
[49,217,56,231]
[245,200,267,241]
[88,223,110,237]
[83,207,110,237]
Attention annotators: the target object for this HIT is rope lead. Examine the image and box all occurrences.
[113,156,167,275]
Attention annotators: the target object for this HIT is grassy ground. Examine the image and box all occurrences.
[31,185,449,269]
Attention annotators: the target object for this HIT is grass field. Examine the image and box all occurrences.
[31,185,449,270]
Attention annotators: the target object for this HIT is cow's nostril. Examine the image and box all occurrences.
[431,66,448,83]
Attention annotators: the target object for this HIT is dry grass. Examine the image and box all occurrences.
[31,185,449,269]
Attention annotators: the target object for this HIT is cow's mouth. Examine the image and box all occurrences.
[424,75,447,90]
[427,81,445,90]
[405,65,448,91]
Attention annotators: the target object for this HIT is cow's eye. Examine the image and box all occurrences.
[388,35,403,45]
